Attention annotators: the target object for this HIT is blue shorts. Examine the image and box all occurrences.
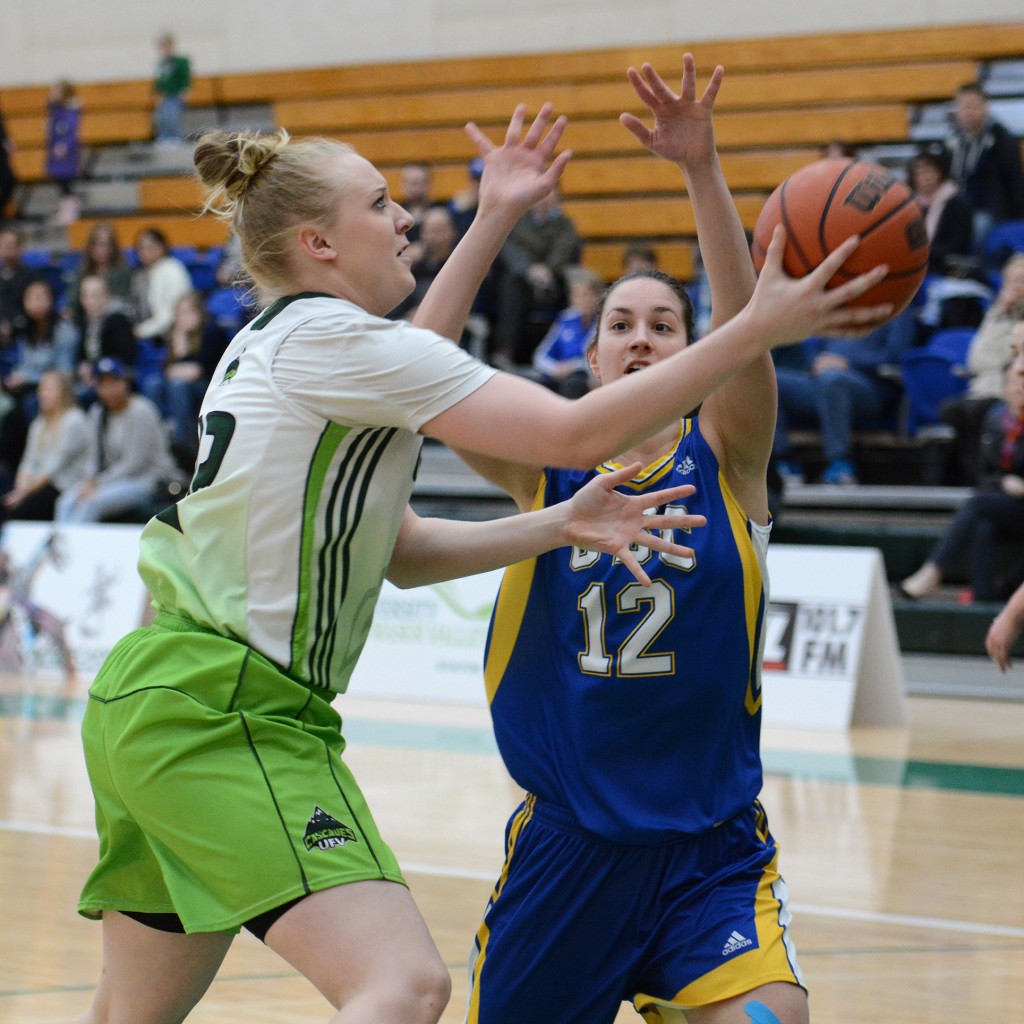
[466,796,805,1024]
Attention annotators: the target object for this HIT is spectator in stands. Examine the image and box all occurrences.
[64,222,135,325]
[55,356,178,523]
[76,274,137,401]
[900,343,1024,603]
[0,227,34,344]
[531,266,602,397]
[488,186,582,368]
[388,205,460,323]
[1,369,88,521]
[152,31,192,145]
[2,279,79,417]
[910,146,990,335]
[0,104,16,219]
[204,246,253,334]
[944,81,1024,251]
[940,257,1024,484]
[399,162,435,259]
[45,79,82,225]
[131,227,193,343]
[622,241,658,274]
[448,156,483,238]
[773,327,910,486]
[141,290,229,457]
[987,576,1024,670]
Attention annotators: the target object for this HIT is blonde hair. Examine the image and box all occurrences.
[193,129,354,296]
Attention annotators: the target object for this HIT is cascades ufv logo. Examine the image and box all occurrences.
[303,805,358,852]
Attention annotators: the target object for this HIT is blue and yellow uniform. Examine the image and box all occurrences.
[468,419,804,1023]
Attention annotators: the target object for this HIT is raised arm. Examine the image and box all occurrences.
[412,104,572,342]
[620,56,773,513]
[387,467,706,589]
[423,228,891,471]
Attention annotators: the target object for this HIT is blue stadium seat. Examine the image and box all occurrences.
[982,219,1024,270]
[899,327,975,434]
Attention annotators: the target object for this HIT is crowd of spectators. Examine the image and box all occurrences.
[0,219,251,525]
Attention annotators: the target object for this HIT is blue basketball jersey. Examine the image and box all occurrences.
[484,419,770,843]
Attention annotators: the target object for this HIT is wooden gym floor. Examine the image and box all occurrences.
[1,667,1022,1023]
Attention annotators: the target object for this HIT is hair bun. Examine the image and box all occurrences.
[193,128,290,208]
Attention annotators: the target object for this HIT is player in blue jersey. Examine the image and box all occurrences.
[74,80,888,1024]
[460,58,817,1024]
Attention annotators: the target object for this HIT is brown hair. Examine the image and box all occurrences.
[193,129,354,297]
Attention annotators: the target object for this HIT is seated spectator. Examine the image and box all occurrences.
[64,222,134,326]
[398,162,435,262]
[900,349,1024,603]
[488,187,582,368]
[388,206,460,323]
[2,279,79,417]
[55,356,179,523]
[130,228,193,344]
[204,247,253,334]
[909,147,990,336]
[140,291,229,457]
[76,274,137,392]
[773,320,912,486]
[448,157,483,239]
[532,266,602,398]
[944,81,1024,252]
[940,257,1024,484]
[0,227,35,345]
[1,370,88,521]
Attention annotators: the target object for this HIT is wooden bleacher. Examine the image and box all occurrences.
[6,20,1024,275]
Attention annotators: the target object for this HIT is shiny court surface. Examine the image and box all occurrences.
[1,667,1023,1024]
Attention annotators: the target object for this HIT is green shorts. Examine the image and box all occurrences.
[78,612,405,934]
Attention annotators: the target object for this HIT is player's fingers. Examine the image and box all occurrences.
[642,533,697,561]
[808,234,863,283]
[625,66,660,110]
[619,112,653,147]
[535,114,568,159]
[700,64,725,108]
[617,549,652,587]
[644,512,706,532]
[638,483,696,507]
[504,104,528,145]
[464,121,496,155]
[522,103,555,149]
[600,462,643,489]
[640,62,678,103]
[822,266,889,309]
[538,149,573,186]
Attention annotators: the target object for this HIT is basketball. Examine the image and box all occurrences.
[751,158,930,319]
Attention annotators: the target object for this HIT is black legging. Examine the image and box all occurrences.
[930,491,1024,600]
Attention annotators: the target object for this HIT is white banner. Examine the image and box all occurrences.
[0,524,906,732]
[0,522,148,685]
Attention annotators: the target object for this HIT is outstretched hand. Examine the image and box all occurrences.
[565,464,706,587]
[466,104,573,220]
[748,226,894,344]
[620,54,723,168]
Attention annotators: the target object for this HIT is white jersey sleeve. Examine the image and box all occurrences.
[138,294,495,694]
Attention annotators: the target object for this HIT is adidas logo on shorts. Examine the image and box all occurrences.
[721,930,754,956]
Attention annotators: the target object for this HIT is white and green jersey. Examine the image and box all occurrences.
[138,293,494,693]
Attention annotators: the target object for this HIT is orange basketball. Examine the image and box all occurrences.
[751,158,930,319]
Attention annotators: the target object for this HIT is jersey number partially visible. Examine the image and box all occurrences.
[156,411,236,531]
[577,579,675,677]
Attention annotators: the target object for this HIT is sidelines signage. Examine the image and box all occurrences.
[0,524,906,732]
[0,522,148,684]
[761,544,906,730]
